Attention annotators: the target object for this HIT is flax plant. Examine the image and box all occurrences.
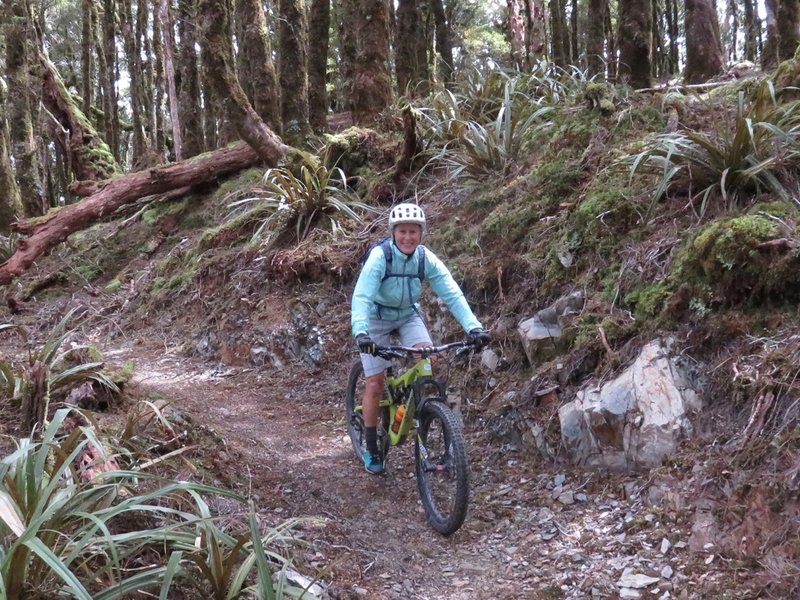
[0,409,316,599]
[168,492,319,600]
[0,308,119,434]
[437,83,553,180]
[623,84,800,223]
[227,161,377,247]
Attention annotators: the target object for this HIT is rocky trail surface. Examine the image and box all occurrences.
[108,339,739,600]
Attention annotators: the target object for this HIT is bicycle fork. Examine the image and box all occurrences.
[417,438,449,473]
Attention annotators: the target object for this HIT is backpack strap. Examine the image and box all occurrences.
[379,238,393,279]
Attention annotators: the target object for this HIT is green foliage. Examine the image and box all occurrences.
[622,83,800,223]
[612,105,667,139]
[104,278,123,292]
[481,200,541,242]
[226,159,377,248]
[584,82,616,114]
[572,188,639,240]
[0,409,316,599]
[458,29,511,74]
[141,197,193,227]
[531,158,581,211]
[673,214,800,305]
[211,168,266,207]
[623,282,672,321]
[0,234,17,262]
[426,78,554,181]
[75,263,102,281]
[0,308,120,434]
[747,200,799,219]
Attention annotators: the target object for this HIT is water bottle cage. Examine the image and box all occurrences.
[391,385,412,404]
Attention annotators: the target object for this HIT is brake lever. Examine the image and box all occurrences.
[376,349,405,361]
[454,344,476,358]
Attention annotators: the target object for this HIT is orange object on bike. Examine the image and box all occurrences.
[392,404,406,433]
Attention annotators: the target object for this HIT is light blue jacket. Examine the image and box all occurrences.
[351,241,483,337]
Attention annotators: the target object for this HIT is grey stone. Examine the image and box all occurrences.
[481,348,500,371]
[517,290,585,364]
[559,339,703,470]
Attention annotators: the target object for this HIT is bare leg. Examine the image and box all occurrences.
[362,372,385,427]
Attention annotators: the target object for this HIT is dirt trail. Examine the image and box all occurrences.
[108,340,732,600]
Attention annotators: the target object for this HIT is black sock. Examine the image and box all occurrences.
[365,427,378,455]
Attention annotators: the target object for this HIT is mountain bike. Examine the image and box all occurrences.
[345,340,477,535]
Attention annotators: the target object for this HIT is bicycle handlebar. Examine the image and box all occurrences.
[372,340,477,361]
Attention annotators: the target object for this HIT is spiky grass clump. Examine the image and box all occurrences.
[226,159,377,249]
[623,83,800,223]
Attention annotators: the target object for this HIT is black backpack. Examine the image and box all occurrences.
[364,237,426,281]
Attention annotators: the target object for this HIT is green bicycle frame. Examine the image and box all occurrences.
[380,355,435,445]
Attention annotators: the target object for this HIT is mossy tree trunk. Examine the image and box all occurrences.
[153,0,169,160]
[570,0,578,64]
[549,0,569,67]
[352,0,391,124]
[308,0,330,132]
[4,0,47,217]
[684,0,724,83]
[101,0,120,160]
[40,51,120,183]
[507,0,526,69]
[0,79,23,233]
[430,0,454,86]
[177,0,204,156]
[336,0,358,113]
[236,0,281,133]
[120,0,147,165]
[396,0,425,95]
[80,0,94,117]
[743,0,760,62]
[92,0,108,137]
[199,0,237,148]
[586,0,607,76]
[197,0,289,162]
[278,0,312,143]
[617,0,652,89]
[666,0,680,74]
[605,3,618,80]
[762,0,800,70]
[414,1,430,92]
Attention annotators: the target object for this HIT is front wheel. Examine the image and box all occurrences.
[345,361,389,464]
[415,400,469,535]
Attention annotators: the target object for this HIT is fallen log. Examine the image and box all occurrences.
[1,141,263,285]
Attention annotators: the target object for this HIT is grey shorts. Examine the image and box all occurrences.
[361,312,432,377]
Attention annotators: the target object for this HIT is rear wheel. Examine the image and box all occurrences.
[345,361,390,464]
[415,400,469,535]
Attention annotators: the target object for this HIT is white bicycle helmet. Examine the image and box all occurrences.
[388,203,426,233]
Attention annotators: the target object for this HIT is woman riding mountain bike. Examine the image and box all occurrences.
[350,202,490,475]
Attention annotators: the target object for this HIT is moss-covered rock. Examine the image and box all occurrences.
[584,82,616,115]
[323,127,383,179]
[572,188,638,239]
[673,214,800,305]
[772,58,800,101]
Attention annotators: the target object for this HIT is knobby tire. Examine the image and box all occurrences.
[415,400,469,535]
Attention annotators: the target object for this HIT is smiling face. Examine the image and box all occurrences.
[393,223,423,255]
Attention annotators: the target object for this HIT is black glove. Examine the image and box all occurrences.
[356,334,377,355]
[468,328,490,350]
